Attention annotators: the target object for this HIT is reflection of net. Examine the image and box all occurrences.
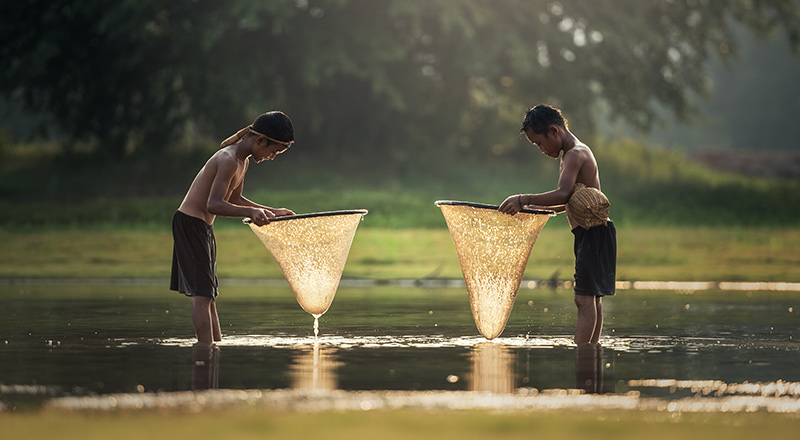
[248,212,365,317]
[468,342,514,394]
[289,345,341,391]
[437,203,553,340]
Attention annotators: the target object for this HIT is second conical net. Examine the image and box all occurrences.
[436,201,554,340]
[247,210,367,318]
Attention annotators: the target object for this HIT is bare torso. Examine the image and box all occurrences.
[178,147,249,225]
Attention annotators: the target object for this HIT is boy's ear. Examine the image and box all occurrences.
[548,124,560,138]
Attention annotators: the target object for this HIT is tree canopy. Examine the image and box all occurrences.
[1,0,798,160]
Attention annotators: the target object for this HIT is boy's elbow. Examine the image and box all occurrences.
[206,200,224,215]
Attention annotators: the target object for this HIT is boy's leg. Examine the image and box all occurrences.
[592,296,603,343]
[192,296,215,342]
[574,294,598,344]
[210,299,222,342]
[575,342,600,393]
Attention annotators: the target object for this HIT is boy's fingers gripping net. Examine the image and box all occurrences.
[436,201,554,340]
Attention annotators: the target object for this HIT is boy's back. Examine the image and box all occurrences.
[178,146,249,225]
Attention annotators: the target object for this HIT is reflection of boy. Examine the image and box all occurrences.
[171,111,296,342]
[499,105,616,344]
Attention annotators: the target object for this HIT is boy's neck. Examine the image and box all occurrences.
[560,129,580,154]
[232,138,254,161]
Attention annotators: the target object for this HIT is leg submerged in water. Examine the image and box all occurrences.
[192,296,222,342]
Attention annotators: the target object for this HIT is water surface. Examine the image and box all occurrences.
[1,283,797,409]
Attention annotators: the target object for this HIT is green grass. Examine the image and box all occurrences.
[2,409,799,440]
[2,224,798,282]
[2,137,799,282]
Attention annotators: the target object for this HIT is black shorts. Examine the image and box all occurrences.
[572,221,616,297]
[170,210,219,298]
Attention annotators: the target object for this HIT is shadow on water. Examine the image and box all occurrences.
[0,283,798,411]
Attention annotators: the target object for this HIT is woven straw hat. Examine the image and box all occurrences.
[568,183,610,229]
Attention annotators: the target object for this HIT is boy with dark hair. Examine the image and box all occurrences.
[499,104,616,344]
[171,111,296,342]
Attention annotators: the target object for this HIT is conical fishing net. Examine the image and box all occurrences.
[436,201,555,340]
[246,210,367,317]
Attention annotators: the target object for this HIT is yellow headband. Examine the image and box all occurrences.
[220,125,292,148]
[247,127,292,146]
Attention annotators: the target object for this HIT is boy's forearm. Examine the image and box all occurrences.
[523,190,570,207]
[207,199,257,218]
[526,203,566,213]
[236,196,274,212]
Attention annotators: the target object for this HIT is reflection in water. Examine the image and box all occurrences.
[575,343,603,394]
[191,343,220,390]
[289,344,341,391]
[468,342,515,394]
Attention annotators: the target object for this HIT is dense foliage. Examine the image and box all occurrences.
[2,0,798,160]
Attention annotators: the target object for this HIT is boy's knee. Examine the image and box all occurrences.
[192,295,214,308]
[574,294,594,308]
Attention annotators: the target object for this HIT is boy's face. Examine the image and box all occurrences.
[254,138,291,163]
[524,127,560,159]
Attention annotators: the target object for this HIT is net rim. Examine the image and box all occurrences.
[434,200,556,216]
[242,209,368,224]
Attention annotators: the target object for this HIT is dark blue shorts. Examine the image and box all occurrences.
[170,210,219,298]
[572,221,616,297]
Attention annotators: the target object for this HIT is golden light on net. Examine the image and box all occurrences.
[246,210,367,320]
[436,201,554,340]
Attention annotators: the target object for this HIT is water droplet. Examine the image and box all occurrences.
[446,374,459,383]
[136,384,145,393]
[684,304,691,310]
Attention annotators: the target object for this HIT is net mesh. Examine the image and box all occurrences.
[248,212,366,317]
[437,203,553,340]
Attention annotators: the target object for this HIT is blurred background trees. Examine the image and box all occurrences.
[2,0,798,161]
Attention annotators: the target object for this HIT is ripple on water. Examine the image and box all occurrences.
[148,334,768,352]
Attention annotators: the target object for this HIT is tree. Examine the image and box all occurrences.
[1,0,798,160]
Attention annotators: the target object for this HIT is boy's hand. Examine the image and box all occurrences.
[271,208,295,217]
[498,194,524,215]
[249,208,274,226]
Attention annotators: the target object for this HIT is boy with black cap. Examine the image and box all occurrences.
[171,111,295,342]
[499,105,616,344]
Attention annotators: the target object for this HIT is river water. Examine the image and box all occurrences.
[1,282,797,411]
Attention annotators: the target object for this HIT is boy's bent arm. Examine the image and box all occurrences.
[499,149,584,214]
[227,179,295,216]
[206,160,267,222]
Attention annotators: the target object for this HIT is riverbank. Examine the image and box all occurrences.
[3,402,799,440]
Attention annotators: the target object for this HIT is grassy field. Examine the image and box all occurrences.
[2,409,799,440]
[2,137,800,282]
[1,223,798,282]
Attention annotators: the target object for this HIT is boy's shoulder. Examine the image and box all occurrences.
[563,142,595,162]
[205,146,246,168]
